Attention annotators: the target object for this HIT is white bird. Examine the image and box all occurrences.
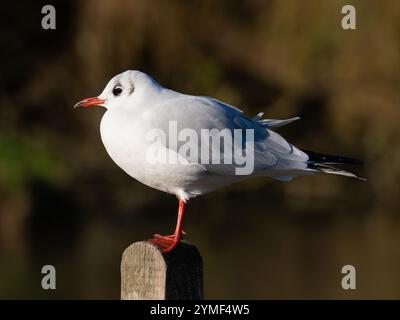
[74,70,364,253]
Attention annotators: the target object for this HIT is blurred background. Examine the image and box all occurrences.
[1,0,399,299]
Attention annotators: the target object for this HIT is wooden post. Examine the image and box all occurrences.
[121,240,203,300]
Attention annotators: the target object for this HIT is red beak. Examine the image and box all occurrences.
[73,96,105,109]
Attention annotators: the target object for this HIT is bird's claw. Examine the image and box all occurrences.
[148,234,180,253]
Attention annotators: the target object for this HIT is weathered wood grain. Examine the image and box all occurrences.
[121,240,203,300]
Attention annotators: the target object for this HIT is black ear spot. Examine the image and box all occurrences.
[129,78,135,95]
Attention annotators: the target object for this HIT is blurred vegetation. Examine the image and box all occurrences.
[0,0,400,299]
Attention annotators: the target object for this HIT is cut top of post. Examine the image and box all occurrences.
[121,240,203,300]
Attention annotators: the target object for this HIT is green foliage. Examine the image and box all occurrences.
[0,133,63,192]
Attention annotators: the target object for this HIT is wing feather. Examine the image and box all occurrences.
[143,94,307,176]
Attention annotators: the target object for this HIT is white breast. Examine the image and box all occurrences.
[99,109,215,199]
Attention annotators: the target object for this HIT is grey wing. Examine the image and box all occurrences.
[145,95,308,176]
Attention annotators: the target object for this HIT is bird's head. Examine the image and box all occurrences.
[73,70,161,110]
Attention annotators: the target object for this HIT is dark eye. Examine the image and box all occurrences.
[112,86,123,96]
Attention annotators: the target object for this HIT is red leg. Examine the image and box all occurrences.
[148,199,187,253]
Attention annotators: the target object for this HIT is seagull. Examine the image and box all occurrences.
[74,70,364,253]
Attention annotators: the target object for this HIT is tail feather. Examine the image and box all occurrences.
[303,149,363,165]
[303,150,366,181]
[308,163,367,181]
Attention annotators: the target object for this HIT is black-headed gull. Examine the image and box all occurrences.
[74,70,364,252]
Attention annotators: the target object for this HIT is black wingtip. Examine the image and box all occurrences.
[303,149,363,165]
